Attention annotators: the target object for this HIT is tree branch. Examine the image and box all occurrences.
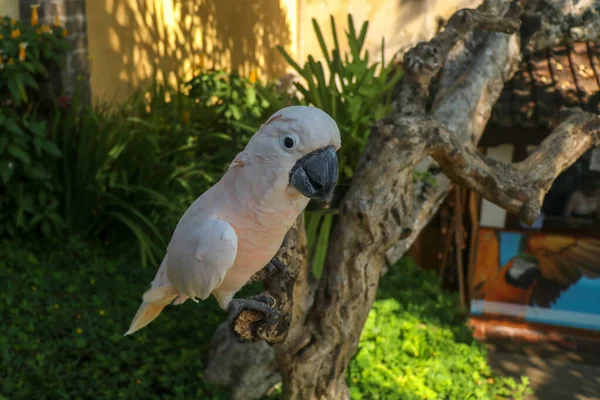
[430,108,600,225]
[397,1,522,116]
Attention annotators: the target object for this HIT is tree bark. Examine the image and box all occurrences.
[213,1,600,399]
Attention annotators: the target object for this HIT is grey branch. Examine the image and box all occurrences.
[428,109,600,225]
[398,1,523,116]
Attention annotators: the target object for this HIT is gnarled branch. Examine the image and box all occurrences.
[398,1,523,116]
[429,108,600,225]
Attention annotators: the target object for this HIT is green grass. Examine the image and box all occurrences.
[348,257,533,399]
[0,239,239,399]
[0,240,531,399]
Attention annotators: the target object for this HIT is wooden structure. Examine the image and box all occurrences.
[470,41,600,343]
[409,41,600,345]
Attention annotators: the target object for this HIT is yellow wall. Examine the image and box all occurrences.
[86,0,298,103]
[86,0,482,104]
[299,0,481,69]
[0,0,19,19]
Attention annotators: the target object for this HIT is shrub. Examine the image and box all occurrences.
[186,69,283,144]
[51,69,284,267]
[348,257,533,400]
[52,79,236,266]
[0,238,258,399]
[0,15,69,240]
[266,14,403,278]
[276,14,402,184]
[0,239,532,400]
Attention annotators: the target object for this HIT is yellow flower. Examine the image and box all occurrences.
[19,43,27,61]
[31,4,40,26]
[54,303,59,309]
[62,28,68,37]
[11,19,16,25]
[54,15,60,27]
[31,286,37,291]
[249,68,258,84]
[99,309,105,316]
[40,24,52,34]
[76,328,82,334]
[8,57,14,65]
[90,277,95,285]
[10,29,20,39]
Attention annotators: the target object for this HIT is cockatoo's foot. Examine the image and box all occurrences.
[247,257,289,284]
[227,293,281,342]
[265,257,288,275]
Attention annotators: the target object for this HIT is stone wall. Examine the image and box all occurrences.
[19,0,89,98]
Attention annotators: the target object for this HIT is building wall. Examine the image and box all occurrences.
[7,0,483,104]
[86,0,298,104]
[299,0,482,68]
[0,0,19,18]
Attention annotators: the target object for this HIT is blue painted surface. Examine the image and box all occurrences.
[473,230,600,331]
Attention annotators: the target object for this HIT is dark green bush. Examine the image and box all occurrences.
[51,70,282,267]
[0,239,243,399]
[276,14,402,184]
[348,257,533,399]
[0,15,69,240]
[1,240,532,400]
[266,14,402,278]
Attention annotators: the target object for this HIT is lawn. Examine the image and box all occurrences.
[0,239,531,400]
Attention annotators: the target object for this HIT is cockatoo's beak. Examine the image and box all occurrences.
[289,145,338,200]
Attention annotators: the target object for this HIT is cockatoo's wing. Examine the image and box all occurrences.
[165,216,238,301]
[125,217,237,335]
[525,235,600,307]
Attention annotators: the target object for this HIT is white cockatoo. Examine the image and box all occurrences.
[125,105,341,335]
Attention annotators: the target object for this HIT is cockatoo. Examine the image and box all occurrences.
[125,105,341,336]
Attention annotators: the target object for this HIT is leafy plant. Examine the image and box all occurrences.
[277,14,402,183]
[0,238,238,399]
[0,15,69,106]
[186,69,286,146]
[51,77,244,267]
[0,14,69,240]
[348,257,533,400]
[272,14,403,278]
[0,240,533,400]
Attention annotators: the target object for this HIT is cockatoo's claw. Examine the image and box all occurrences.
[227,294,281,342]
[266,257,288,275]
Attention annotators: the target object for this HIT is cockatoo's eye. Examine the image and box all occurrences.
[284,137,294,148]
[280,134,299,152]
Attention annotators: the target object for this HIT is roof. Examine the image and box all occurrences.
[489,41,600,130]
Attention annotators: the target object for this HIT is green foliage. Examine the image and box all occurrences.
[0,16,69,240]
[186,69,287,144]
[51,77,252,267]
[272,14,402,278]
[348,257,533,400]
[276,14,402,183]
[0,239,237,399]
[49,67,287,267]
[413,170,438,187]
[0,16,69,105]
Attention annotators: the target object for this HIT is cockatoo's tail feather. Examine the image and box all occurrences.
[124,286,179,335]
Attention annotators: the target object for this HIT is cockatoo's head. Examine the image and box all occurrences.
[243,105,341,201]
